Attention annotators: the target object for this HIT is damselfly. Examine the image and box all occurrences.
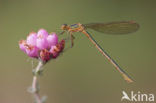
[60,21,139,83]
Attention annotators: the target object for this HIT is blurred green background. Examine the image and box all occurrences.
[0,0,156,103]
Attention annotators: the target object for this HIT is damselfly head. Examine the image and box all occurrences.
[61,24,68,30]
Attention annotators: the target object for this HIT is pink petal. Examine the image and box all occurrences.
[25,45,39,58]
[40,49,52,62]
[36,37,49,50]
[50,46,59,58]
[27,32,37,46]
[19,40,27,53]
[47,33,58,47]
[37,29,48,39]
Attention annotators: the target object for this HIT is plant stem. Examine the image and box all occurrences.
[31,61,44,103]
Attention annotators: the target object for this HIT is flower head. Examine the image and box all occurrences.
[27,32,37,46]
[40,49,52,62]
[36,37,49,50]
[47,33,58,47]
[50,39,65,58]
[25,45,39,58]
[19,40,27,53]
[19,29,65,63]
[37,29,48,38]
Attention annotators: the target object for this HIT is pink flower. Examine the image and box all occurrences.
[36,37,48,50]
[25,45,39,58]
[50,46,60,58]
[19,28,65,62]
[19,40,27,53]
[40,49,52,62]
[47,33,58,47]
[27,32,37,46]
[50,40,65,58]
[36,29,49,50]
[37,29,48,38]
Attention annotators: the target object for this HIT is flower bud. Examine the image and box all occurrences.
[47,33,58,47]
[36,37,49,50]
[37,29,48,38]
[19,40,27,53]
[27,32,37,46]
[40,49,52,62]
[19,29,66,62]
[25,45,39,58]
[50,46,60,58]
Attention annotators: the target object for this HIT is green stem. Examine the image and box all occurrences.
[31,61,44,103]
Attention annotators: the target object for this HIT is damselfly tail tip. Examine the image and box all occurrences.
[122,74,134,83]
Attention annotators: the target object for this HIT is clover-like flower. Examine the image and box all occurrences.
[19,29,65,63]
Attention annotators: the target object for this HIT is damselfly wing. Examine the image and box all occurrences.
[84,21,139,34]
